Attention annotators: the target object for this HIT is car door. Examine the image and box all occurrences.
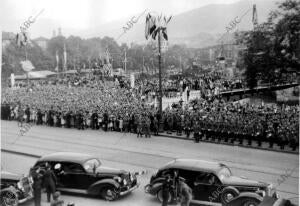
[63,162,92,190]
[193,172,222,202]
[53,162,89,190]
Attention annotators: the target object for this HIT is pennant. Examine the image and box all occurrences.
[162,28,168,41]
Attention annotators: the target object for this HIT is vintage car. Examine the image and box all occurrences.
[33,152,139,201]
[145,159,278,206]
[0,171,33,206]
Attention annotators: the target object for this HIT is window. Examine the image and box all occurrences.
[63,163,85,173]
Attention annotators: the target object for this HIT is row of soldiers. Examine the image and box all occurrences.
[190,120,298,151]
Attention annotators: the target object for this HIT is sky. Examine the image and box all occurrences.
[0,0,241,37]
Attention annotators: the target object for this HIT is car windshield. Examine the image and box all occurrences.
[83,159,101,173]
[218,167,232,181]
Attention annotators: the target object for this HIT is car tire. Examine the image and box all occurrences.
[221,187,239,205]
[242,198,261,206]
[156,189,173,204]
[0,188,18,206]
[101,186,118,201]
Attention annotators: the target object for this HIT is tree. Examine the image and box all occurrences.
[238,0,300,88]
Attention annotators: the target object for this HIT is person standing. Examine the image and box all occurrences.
[178,178,193,206]
[161,175,172,206]
[43,163,57,202]
[30,166,43,206]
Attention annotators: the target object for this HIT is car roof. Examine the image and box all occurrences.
[161,159,226,174]
[37,152,97,165]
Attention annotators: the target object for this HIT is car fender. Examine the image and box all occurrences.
[227,192,263,206]
[87,178,120,195]
[145,181,164,195]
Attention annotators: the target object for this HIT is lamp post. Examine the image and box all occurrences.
[157,28,163,120]
[145,13,171,131]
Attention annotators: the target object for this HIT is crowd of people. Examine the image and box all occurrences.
[1,73,299,151]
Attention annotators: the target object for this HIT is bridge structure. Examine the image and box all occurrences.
[220,82,299,101]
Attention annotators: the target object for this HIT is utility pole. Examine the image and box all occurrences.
[158,28,163,124]
[124,49,127,73]
[179,55,182,73]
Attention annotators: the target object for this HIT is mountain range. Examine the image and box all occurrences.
[77,0,279,48]
[8,0,280,48]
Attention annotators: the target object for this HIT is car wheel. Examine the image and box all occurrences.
[101,186,118,201]
[243,198,261,206]
[0,189,18,206]
[221,187,239,204]
[156,189,173,204]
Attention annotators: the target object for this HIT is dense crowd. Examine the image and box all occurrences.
[1,74,299,151]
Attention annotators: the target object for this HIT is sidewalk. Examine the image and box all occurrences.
[158,132,299,155]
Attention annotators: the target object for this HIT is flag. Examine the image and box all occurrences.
[252,4,258,26]
[55,50,59,71]
[16,32,29,47]
[63,43,67,71]
[145,14,157,40]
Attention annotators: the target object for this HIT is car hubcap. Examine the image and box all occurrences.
[105,189,115,200]
[226,193,234,202]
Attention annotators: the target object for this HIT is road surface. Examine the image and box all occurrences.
[1,120,299,206]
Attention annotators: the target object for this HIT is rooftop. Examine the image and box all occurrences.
[38,152,97,164]
[162,158,226,174]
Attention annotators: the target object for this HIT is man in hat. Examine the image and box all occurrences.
[43,163,57,202]
[161,174,173,206]
[30,166,44,206]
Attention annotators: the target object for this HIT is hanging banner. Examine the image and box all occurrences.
[11,73,15,87]
[130,73,135,88]
[161,38,168,53]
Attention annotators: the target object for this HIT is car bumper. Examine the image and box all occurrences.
[119,183,140,196]
[18,195,33,204]
[144,184,156,195]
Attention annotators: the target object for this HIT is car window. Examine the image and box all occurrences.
[83,159,101,173]
[178,169,199,181]
[63,163,85,173]
[195,173,208,184]
[157,169,174,177]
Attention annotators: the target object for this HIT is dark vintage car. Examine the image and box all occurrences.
[33,152,139,201]
[145,159,278,206]
[0,171,33,206]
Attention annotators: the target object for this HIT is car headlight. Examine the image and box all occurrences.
[17,181,24,191]
[113,176,122,183]
[129,173,135,182]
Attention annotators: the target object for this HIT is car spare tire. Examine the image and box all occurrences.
[0,188,18,206]
[221,187,239,205]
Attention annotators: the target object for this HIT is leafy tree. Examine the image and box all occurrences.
[237,0,300,88]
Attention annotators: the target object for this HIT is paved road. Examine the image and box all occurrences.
[1,120,299,206]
